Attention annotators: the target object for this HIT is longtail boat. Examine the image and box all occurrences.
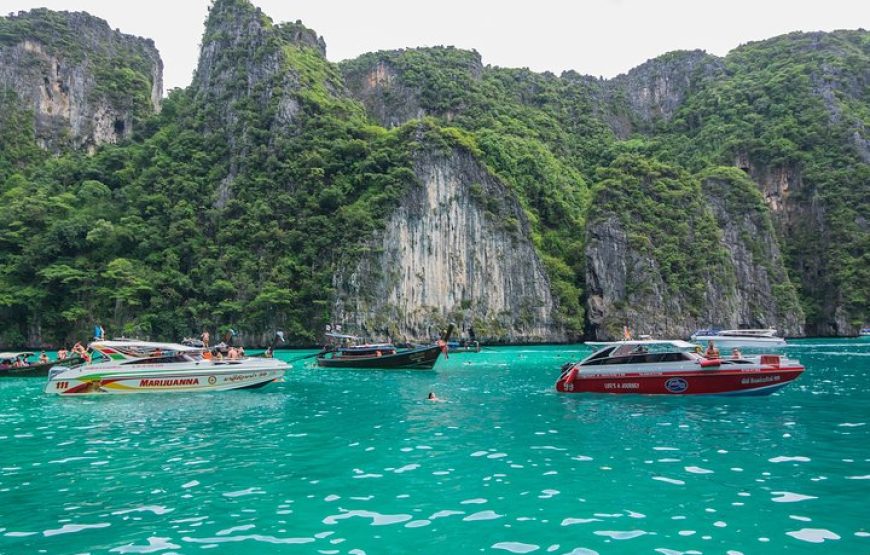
[316,324,454,370]
[0,352,83,378]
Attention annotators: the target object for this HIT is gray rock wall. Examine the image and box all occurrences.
[0,10,162,152]
[331,146,564,343]
[585,171,805,340]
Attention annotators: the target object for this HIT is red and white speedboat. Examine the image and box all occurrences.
[556,340,804,396]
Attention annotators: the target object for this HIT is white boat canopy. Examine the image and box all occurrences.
[90,341,203,352]
[586,340,697,349]
[0,352,34,359]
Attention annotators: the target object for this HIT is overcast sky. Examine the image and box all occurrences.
[6,0,869,92]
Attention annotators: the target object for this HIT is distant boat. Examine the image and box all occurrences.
[447,340,481,353]
[860,328,870,338]
[690,328,787,349]
[557,340,804,396]
[45,340,288,395]
[316,324,454,370]
[0,351,82,377]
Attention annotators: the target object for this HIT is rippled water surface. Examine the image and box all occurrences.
[1,339,868,554]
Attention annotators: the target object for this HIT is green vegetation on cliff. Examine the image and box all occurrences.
[654,31,870,332]
[0,3,867,345]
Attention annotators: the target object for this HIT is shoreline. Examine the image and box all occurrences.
[6,334,865,352]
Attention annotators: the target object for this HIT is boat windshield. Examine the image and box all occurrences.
[581,342,696,366]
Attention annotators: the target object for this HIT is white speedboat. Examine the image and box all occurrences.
[45,341,288,395]
[558,340,804,396]
[690,328,787,349]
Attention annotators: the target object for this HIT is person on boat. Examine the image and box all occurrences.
[238,346,245,358]
[705,340,720,359]
[57,347,68,360]
[201,330,210,348]
[228,347,239,360]
[38,351,49,363]
[72,342,87,359]
[623,326,633,341]
[731,347,742,359]
[94,324,105,341]
[202,350,212,360]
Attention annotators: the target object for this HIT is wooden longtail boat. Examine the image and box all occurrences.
[0,352,83,377]
[316,324,454,370]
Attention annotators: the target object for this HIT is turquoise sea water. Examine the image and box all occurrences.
[1,339,868,554]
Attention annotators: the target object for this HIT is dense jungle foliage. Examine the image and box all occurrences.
[0,2,866,345]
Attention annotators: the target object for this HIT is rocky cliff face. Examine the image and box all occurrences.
[331,142,564,342]
[342,58,426,128]
[700,169,805,335]
[734,158,851,335]
[0,9,162,152]
[584,163,804,340]
[605,50,725,137]
[192,0,336,206]
[341,47,484,128]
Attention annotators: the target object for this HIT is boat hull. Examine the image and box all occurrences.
[317,345,442,369]
[556,366,804,396]
[45,360,288,395]
[0,357,83,378]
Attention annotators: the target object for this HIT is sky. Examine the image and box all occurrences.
[5,0,869,92]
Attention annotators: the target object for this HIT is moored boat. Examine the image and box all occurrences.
[316,324,453,370]
[447,340,481,353]
[556,340,804,396]
[690,328,787,349]
[45,340,288,395]
[0,352,83,377]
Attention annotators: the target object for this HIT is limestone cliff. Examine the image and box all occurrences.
[605,50,725,137]
[734,158,852,335]
[192,0,338,206]
[699,168,805,335]
[341,47,484,128]
[584,159,804,340]
[0,9,162,152]
[331,142,565,343]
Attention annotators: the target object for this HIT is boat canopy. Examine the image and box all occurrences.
[0,352,33,360]
[586,340,696,349]
[324,333,360,340]
[717,329,778,337]
[90,341,202,361]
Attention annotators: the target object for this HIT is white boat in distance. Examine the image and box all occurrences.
[690,328,787,349]
[45,340,289,395]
